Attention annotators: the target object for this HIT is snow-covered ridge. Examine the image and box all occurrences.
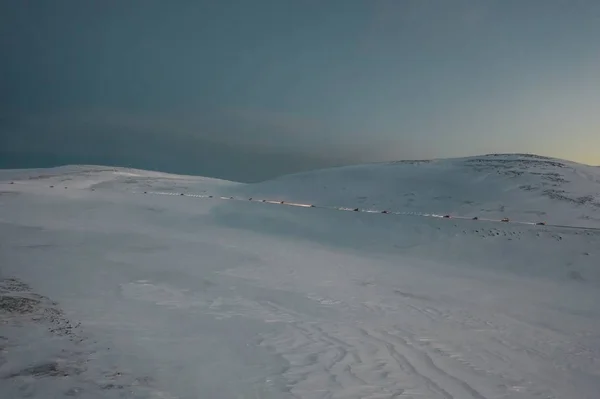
[1,154,599,227]
[234,153,600,227]
[0,164,240,191]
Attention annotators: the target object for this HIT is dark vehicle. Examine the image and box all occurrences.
[501,217,510,222]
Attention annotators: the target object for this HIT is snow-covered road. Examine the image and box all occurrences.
[1,165,600,398]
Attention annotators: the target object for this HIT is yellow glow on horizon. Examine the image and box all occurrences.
[543,135,600,166]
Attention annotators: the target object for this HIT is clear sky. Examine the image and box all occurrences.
[1,0,599,181]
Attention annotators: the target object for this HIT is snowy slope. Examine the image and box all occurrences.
[1,157,600,399]
[233,154,600,227]
[0,164,240,192]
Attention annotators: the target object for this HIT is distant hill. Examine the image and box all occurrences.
[233,154,600,226]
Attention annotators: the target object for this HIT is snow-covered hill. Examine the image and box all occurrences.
[0,164,240,191]
[1,155,600,399]
[232,154,600,227]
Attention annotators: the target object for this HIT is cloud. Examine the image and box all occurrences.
[359,0,491,53]
[1,107,390,181]
[3,106,395,162]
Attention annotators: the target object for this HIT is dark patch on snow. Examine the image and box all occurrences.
[523,210,547,216]
[100,383,125,390]
[505,170,524,177]
[467,156,566,168]
[357,280,375,287]
[568,271,585,282]
[519,184,538,191]
[1,277,166,397]
[1,278,30,292]
[393,290,430,301]
[543,190,598,206]
[1,280,82,341]
[478,153,553,160]
[0,296,40,314]
[7,362,63,378]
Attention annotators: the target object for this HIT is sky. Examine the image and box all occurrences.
[1,0,599,182]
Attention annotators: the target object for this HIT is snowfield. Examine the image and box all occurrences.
[234,154,600,227]
[1,155,600,399]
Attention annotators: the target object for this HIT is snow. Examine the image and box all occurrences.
[1,156,600,399]
[233,154,600,227]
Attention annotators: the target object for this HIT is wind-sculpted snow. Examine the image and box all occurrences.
[1,155,600,398]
